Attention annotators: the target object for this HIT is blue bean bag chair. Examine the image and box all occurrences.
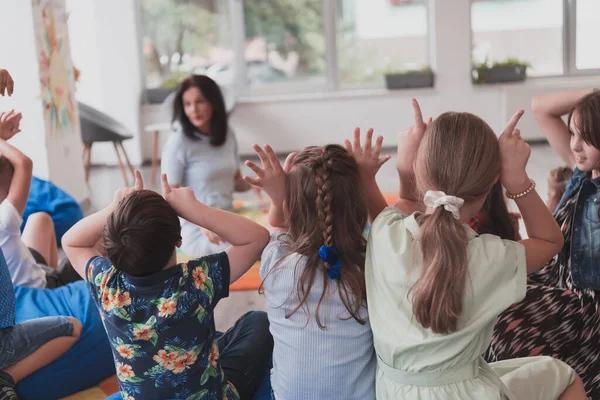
[22,177,84,245]
[14,281,115,400]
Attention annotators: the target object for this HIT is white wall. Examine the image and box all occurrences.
[67,0,143,167]
[0,0,49,179]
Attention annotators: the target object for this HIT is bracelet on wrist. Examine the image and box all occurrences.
[505,179,536,200]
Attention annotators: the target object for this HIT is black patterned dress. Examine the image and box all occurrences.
[485,189,600,398]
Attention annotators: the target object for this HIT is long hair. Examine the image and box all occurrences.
[413,112,501,334]
[268,145,368,329]
[568,91,600,149]
[172,74,228,146]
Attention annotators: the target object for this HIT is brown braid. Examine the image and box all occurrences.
[315,149,334,268]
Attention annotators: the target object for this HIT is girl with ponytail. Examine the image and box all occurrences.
[350,99,585,399]
[243,144,376,399]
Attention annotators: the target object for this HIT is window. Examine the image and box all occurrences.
[575,0,600,70]
[240,0,326,88]
[336,0,429,86]
[471,0,564,77]
[140,0,430,97]
[140,0,232,90]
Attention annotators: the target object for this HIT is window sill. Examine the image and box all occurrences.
[237,86,438,104]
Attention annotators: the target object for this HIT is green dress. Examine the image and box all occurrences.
[366,208,576,400]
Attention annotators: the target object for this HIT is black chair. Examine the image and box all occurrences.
[78,102,135,185]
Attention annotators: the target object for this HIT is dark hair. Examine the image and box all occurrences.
[568,91,600,148]
[263,145,368,329]
[0,156,14,202]
[172,75,228,146]
[103,190,181,276]
[477,181,517,240]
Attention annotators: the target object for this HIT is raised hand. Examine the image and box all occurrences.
[498,110,531,194]
[243,144,296,206]
[161,173,196,209]
[344,127,391,181]
[396,98,432,178]
[0,110,23,140]
[113,170,144,205]
[0,70,14,97]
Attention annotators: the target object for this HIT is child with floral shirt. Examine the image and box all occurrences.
[63,171,273,400]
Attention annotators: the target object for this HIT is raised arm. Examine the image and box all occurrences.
[344,128,391,223]
[162,174,269,283]
[499,110,564,274]
[531,89,594,168]
[63,171,144,277]
[394,99,431,216]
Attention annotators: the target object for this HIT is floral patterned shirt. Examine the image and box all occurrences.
[86,252,239,400]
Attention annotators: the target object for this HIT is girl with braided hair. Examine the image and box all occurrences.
[243,144,376,400]
[349,99,584,400]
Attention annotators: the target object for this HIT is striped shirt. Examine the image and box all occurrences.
[261,233,376,400]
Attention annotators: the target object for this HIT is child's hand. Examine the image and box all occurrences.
[499,110,531,194]
[0,110,22,140]
[396,99,432,178]
[243,144,296,206]
[0,70,14,96]
[161,173,197,213]
[344,127,390,181]
[112,170,144,205]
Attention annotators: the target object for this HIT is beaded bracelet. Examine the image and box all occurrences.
[505,179,536,200]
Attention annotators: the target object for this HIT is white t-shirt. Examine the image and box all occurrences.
[0,200,47,288]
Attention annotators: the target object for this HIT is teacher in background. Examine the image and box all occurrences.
[161,75,256,257]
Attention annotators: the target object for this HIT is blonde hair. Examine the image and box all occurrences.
[412,112,500,334]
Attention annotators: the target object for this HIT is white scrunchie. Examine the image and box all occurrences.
[423,190,464,220]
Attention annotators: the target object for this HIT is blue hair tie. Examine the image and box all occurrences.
[319,245,342,280]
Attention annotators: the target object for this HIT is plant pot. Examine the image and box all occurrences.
[474,65,527,84]
[385,71,434,90]
[145,87,174,104]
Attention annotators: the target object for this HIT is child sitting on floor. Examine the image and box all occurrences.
[0,111,76,288]
[244,142,379,400]
[0,245,81,400]
[62,171,273,400]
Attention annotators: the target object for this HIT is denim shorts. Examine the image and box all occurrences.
[0,316,74,370]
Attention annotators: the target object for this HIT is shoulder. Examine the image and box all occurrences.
[471,234,526,268]
[260,232,295,276]
[370,207,410,236]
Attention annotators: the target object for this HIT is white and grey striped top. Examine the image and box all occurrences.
[260,233,376,400]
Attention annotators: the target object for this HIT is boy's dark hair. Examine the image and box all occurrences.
[103,190,181,276]
[0,156,14,203]
[172,74,228,146]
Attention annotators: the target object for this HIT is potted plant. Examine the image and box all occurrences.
[145,71,190,104]
[384,66,434,90]
[472,57,531,84]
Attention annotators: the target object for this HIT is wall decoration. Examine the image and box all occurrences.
[32,0,77,137]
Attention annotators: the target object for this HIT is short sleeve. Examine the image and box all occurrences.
[187,252,230,308]
[161,133,187,186]
[475,236,527,313]
[85,256,117,306]
[260,232,292,279]
[0,200,23,234]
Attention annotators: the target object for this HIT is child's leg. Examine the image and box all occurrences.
[1,316,81,383]
[21,212,58,269]
[558,375,588,400]
[216,311,273,399]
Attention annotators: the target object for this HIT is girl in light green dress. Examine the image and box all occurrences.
[344,100,587,400]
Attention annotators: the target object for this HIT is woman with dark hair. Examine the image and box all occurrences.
[485,89,600,398]
[161,75,254,257]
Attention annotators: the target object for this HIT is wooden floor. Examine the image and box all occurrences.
[86,144,563,331]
